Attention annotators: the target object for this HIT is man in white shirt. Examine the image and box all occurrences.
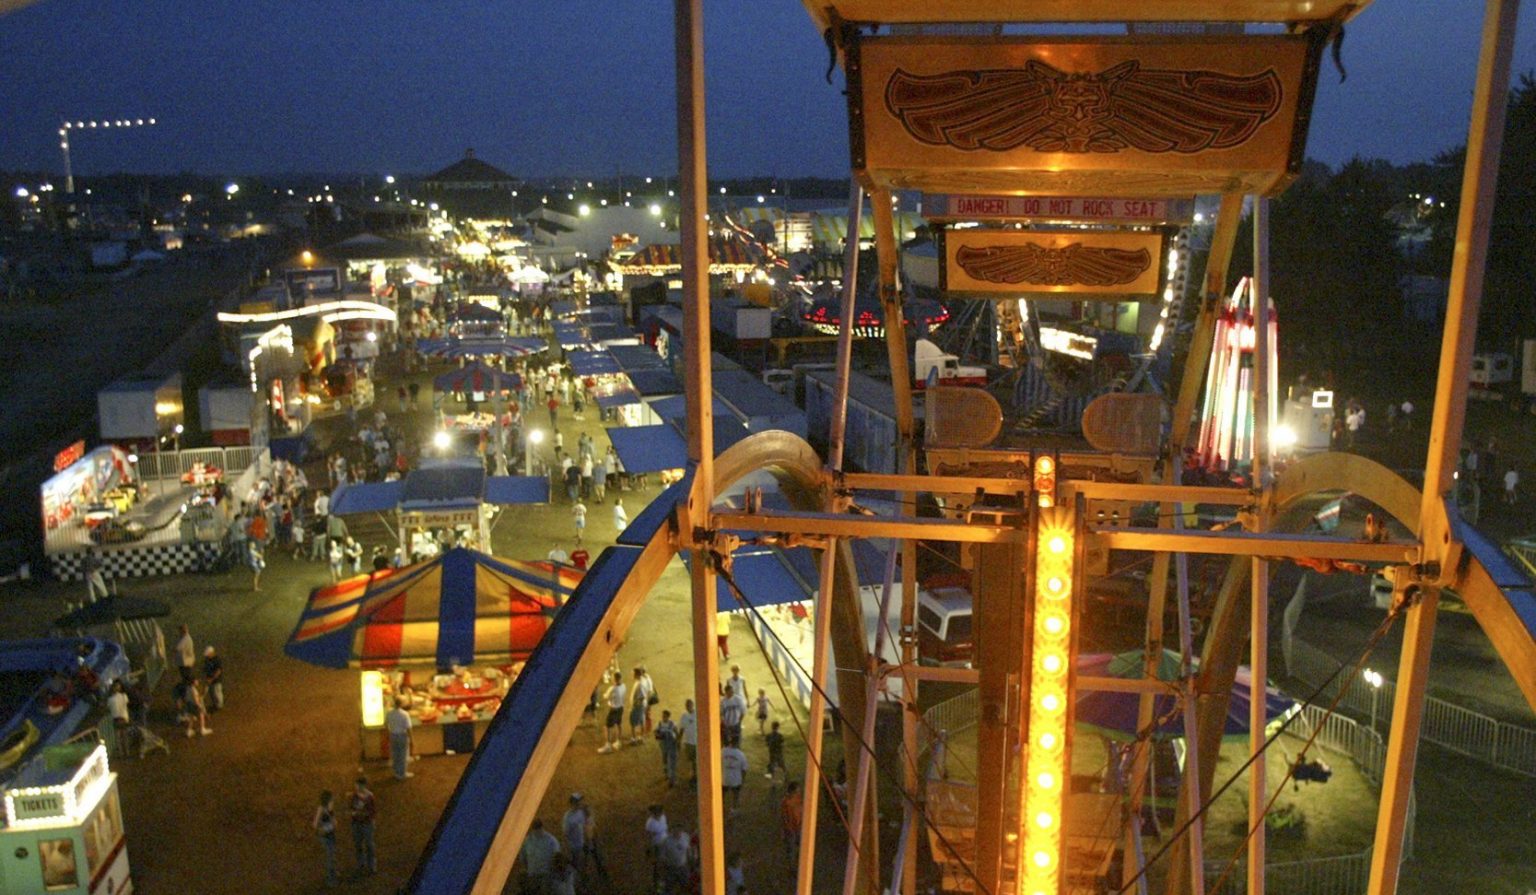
[643,804,668,887]
[598,671,627,754]
[724,666,748,706]
[386,699,414,780]
[720,685,747,745]
[175,624,195,683]
[679,699,699,784]
[720,736,750,812]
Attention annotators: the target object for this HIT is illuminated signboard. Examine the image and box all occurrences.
[942,229,1166,298]
[925,194,1194,225]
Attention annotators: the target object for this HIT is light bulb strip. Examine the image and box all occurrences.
[1022,505,1075,895]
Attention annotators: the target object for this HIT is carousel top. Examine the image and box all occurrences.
[802,0,1372,30]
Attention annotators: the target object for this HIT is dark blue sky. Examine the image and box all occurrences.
[1,1,1532,179]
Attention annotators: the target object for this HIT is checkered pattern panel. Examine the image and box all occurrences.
[50,542,227,582]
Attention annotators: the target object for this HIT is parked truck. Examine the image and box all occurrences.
[913,338,987,390]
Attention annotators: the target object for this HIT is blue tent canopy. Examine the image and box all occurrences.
[434,363,522,394]
[626,369,683,398]
[483,476,550,505]
[648,393,728,422]
[608,344,666,372]
[329,481,406,515]
[568,350,622,377]
[606,425,687,474]
[595,389,642,410]
[665,416,749,453]
[402,462,485,511]
[681,546,816,613]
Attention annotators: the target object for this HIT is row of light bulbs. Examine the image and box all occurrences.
[60,118,156,131]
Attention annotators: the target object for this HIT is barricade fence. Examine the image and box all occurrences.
[918,678,1414,893]
[136,445,258,481]
[1286,635,1536,779]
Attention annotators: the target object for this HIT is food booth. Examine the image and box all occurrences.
[284,548,583,758]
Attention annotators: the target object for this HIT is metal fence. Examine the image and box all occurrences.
[918,684,1414,894]
[135,445,257,481]
[1287,636,1536,778]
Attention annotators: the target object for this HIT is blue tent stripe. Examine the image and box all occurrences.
[436,550,479,668]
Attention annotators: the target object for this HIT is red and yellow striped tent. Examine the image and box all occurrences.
[284,548,584,669]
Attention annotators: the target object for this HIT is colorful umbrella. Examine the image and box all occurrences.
[284,548,583,669]
[1075,649,1295,741]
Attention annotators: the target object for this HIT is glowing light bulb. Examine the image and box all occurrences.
[1046,576,1064,594]
[1033,850,1051,868]
[1038,732,1057,750]
[1043,615,1064,635]
[1041,694,1060,712]
[1035,812,1053,829]
[1041,654,1062,673]
[1037,772,1055,790]
[1047,535,1067,555]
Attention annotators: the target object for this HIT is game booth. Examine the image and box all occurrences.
[284,548,584,758]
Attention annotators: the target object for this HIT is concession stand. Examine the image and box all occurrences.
[283,548,583,758]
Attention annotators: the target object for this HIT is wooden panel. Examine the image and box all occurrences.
[942,228,1165,297]
[804,1,1371,30]
[849,33,1324,197]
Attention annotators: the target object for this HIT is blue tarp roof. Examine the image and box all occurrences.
[608,344,666,372]
[329,481,406,515]
[606,425,688,474]
[568,350,623,377]
[626,369,683,397]
[483,476,550,505]
[401,461,485,510]
[551,322,588,350]
[588,324,636,344]
[665,416,749,453]
[595,389,642,409]
[648,393,729,422]
[682,547,816,613]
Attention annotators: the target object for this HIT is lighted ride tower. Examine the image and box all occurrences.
[409,2,1532,895]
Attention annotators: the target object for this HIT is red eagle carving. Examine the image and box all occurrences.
[885,60,1283,154]
[954,243,1151,287]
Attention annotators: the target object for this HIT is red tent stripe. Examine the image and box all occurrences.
[359,579,408,666]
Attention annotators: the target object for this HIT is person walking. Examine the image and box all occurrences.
[346,537,364,575]
[612,498,628,534]
[628,668,651,745]
[721,685,747,745]
[754,688,771,736]
[328,538,345,583]
[84,548,110,601]
[659,828,692,894]
[175,624,196,684]
[547,394,560,430]
[313,790,339,887]
[721,735,749,814]
[655,709,680,787]
[202,646,224,712]
[106,681,136,759]
[177,678,212,738]
[780,781,803,862]
[764,721,787,783]
[580,454,593,499]
[562,793,591,879]
[680,698,699,785]
[349,776,377,877]
[592,457,608,502]
[386,699,415,779]
[644,804,669,890]
[724,666,749,708]
[571,501,588,546]
[716,612,732,660]
[408,381,421,410]
[1506,467,1520,505]
[598,671,627,753]
[247,538,265,591]
[518,818,560,894]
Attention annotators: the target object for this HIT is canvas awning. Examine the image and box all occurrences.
[606,425,687,474]
[329,481,407,516]
[482,476,549,505]
[568,350,622,377]
[682,546,817,614]
[434,363,523,394]
[595,388,642,410]
[283,548,584,669]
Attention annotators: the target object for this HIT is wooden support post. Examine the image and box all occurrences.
[674,2,723,891]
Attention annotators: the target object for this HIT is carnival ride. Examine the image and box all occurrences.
[408,2,1532,894]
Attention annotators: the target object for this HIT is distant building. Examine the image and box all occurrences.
[420,149,520,220]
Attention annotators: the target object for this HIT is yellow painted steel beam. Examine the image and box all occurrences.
[713,508,1024,543]
[1077,675,1181,695]
[1091,528,1416,562]
[1064,481,1255,506]
[838,471,1031,496]
[1269,452,1422,531]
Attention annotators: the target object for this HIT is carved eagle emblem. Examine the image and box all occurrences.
[955,243,1151,287]
[885,59,1283,154]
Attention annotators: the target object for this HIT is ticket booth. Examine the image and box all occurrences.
[0,744,129,895]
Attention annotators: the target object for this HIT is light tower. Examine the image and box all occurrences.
[59,117,158,195]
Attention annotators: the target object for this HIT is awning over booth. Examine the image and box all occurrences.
[626,369,683,398]
[683,546,818,614]
[434,363,523,394]
[284,548,585,669]
[607,344,666,371]
[595,389,642,410]
[568,350,623,377]
[417,336,547,359]
[482,476,549,505]
[606,425,687,474]
[329,481,407,516]
[328,462,549,516]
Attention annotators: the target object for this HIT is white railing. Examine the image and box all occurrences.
[1287,636,1536,779]
[1206,850,1371,895]
[135,445,258,481]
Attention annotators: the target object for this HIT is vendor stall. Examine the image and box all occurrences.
[283,548,583,758]
[41,447,137,537]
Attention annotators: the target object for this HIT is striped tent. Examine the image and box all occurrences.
[809,211,923,248]
[284,548,584,669]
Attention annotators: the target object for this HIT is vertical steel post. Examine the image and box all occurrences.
[1248,196,1272,895]
[1372,0,1521,892]
[673,3,723,893]
[872,191,920,895]
[797,183,862,895]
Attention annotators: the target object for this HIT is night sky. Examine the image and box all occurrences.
[1,1,1532,179]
